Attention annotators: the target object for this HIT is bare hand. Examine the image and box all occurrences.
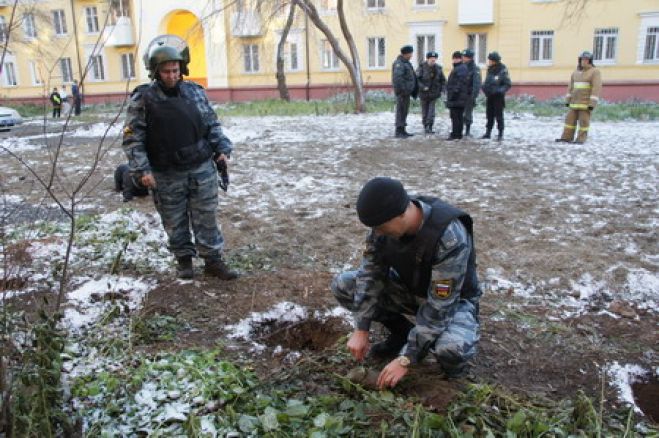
[141,174,156,189]
[347,330,370,362]
[215,153,228,164]
[376,359,409,389]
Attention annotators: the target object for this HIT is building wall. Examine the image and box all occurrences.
[1,0,658,104]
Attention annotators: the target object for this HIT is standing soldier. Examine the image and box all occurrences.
[392,45,418,138]
[445,51,471,141]
[416,51,446,134]
[556,51,602,144]
[481,52,512,141]
[461,49,481,137]
[122,40,238,280]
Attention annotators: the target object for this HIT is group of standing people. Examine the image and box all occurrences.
[49,80,82,118]
[392,45,512,141]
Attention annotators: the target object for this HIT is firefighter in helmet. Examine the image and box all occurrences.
[556,51,602,144]
[122,39,238,280]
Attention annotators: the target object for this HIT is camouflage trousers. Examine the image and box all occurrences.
[152,160,225,259]
[331,270,480,374]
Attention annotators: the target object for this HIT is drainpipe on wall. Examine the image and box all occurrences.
[69,0,84,99]
[305,11,310,101]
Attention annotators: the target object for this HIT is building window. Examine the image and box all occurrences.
[593,28,617,63]
[530,30,554,64]
[121,53,135,79]
[110,0,130,25]
[416,34,436,66]
[415,0,436,6]
[0,16,7,43]
[85,7,99,33]
[243,44,259,72]
[320,0,337,11]
[321,40,339,70]
[23,13,37,38]
[3,62,17,86]
[53,9,67,35]
[60,58,73,82]
[643,26,659,62]
[367,0,385,9]
[90,54,105,80]
[467,33,487,64]
[29,61,44,85]
[284,41,300,71]
[368,37,386,68]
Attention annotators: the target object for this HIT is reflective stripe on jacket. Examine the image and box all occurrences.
[565,65,602,109]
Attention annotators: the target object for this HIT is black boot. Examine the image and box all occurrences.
[427,124,435,134]
[369,315,414,359]
[481,128,491,139]
[395,127,406,138]
[464,124,471,137]
[177,256,194,279]
[204,255,239,280]
[402,129,414,137]
[496,130,503,142]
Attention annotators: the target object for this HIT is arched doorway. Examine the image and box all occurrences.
[164,10,207,87]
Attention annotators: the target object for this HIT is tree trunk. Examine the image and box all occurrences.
[295,0,366,113]
[337,0,365,112]
[276,2,296,101]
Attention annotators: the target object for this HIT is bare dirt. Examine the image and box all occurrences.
[2,112,657,423]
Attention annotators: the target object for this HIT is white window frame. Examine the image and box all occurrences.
[416,34,436,66]
[243,44,260,73]
[320,39,340,70]
[366,0,385,11]
[60,57,73,83]
[530,30,554,66]
[0,16,7,44]
[467,33,488,66]
[367,36,386,69]
[85,46,106,81]
[85,6,99,33]
[53,9,67,36]
[29,60,44,85]
[319,0,337,15]
[121,52,135,79]
[644,26,659,62]
[23,13,37,39]
[593,28,618,65]
[2,54,18,87]
[408,21,443,69]
[414,0,436,10]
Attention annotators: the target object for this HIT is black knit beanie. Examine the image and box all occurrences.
[356,177,410,227]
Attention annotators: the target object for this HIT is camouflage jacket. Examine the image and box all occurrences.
[353,200,478,361]
[122,80,232,176]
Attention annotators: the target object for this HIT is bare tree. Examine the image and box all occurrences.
[275,1,296,101]
[294,0,365,112]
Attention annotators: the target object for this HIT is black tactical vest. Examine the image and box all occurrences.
[379,196,479,299]
[143,84,211,171]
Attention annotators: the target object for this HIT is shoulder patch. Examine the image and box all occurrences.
[434,279,453,299]
[441,226,458,249]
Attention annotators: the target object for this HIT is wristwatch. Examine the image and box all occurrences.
[397,355,411,367]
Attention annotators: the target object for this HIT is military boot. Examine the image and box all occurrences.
[177,256,194,280]
[204,255,239,280]
[496,130,503,142]
[427,124,435,134]
[369,315,414,359]
[395,127,407,139]
[481,128,491,139]
[464,124,472,137]
[402,129,414,138]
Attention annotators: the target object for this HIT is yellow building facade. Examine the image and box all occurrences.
[1,0,658,103]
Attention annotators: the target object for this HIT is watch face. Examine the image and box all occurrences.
[398,356,411,367]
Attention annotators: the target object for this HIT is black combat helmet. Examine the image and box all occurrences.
[143,35,191,79]
[578,50,595,68]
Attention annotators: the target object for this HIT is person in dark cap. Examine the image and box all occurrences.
[331,177,482,389]
[391,45,418,138]
[461,49,482,137]
[114,163,149,202]
[445,51,471,140]
[416,51,446,134]
[481,51,512,141]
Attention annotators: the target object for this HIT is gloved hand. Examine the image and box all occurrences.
[588,106,594,110]
[216,157,229,192]
[565,103,570,107]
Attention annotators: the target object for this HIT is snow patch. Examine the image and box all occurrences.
[606,362,650,413]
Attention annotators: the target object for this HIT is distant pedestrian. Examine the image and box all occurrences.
[555,51,602,144]
[416,51,446,134]
[49,87,62,118]
[445,51,470,140]
[481,52,512,141]
[461,49,481,137]
[392,45,418,138]
[60,85,70,116]
[72,80,82,115]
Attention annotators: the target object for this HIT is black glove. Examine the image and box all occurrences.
[565,103,570,107]
[588,106,594,111]
[217,158,229,192]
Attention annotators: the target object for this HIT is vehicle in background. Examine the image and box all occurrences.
[0,107,23,131]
